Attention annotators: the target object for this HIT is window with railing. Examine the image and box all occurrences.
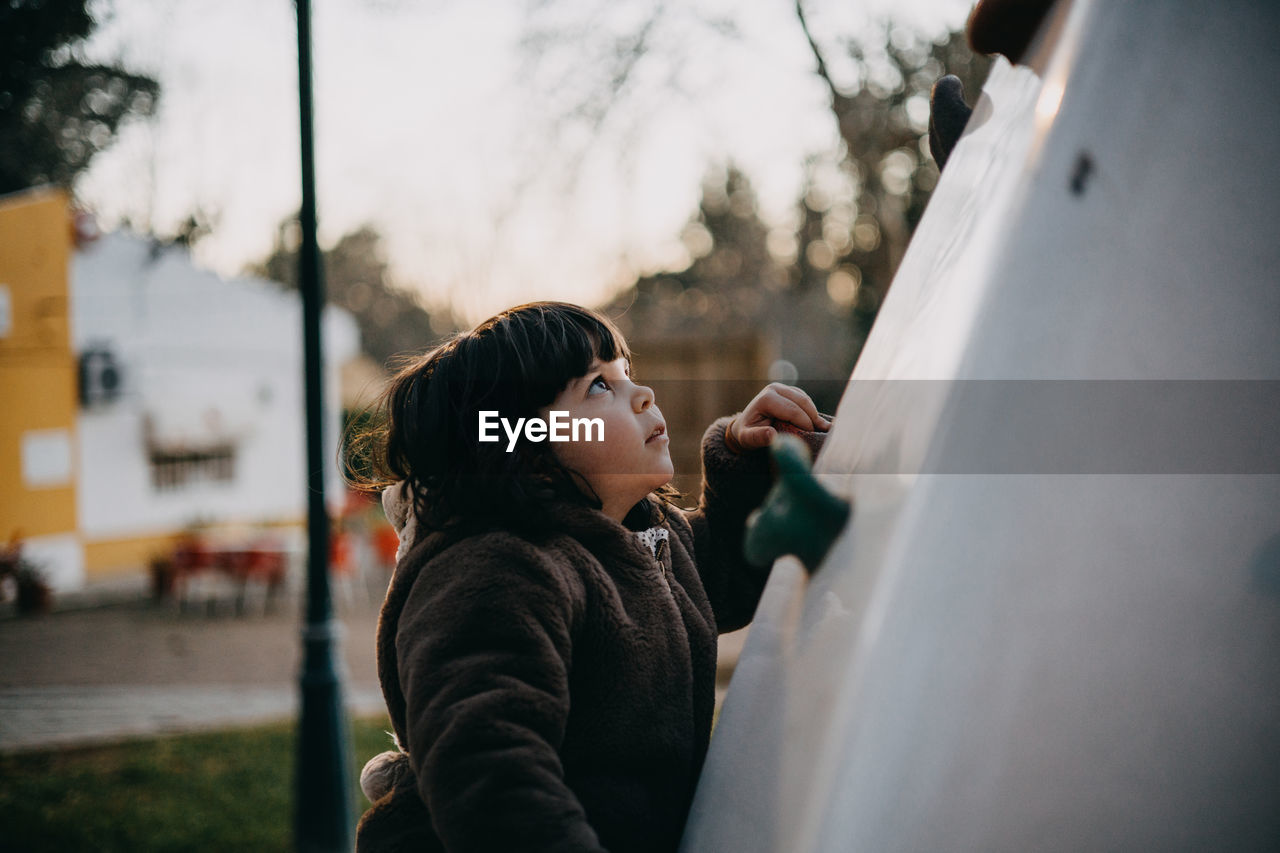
[149,445,236,491]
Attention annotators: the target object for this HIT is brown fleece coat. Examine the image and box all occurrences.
[356,417,821,853]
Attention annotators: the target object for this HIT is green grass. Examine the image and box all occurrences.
[0,715,397,852]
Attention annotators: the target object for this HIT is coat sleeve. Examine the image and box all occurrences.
[396,535,605,853]
[678,415,828,633]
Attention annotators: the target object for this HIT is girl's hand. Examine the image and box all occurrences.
[728,383,831,452]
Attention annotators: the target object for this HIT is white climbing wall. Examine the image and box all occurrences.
[682,0,1280,849]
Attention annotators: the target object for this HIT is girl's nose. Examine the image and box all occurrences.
[633,383,655,412]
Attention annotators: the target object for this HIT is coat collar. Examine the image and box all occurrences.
[543,497,668,569]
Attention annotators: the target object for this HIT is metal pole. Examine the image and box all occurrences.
[293,1,353,850]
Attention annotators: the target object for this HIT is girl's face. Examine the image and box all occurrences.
[540,357,673,521]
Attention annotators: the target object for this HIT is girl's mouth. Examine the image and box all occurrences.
[646,424,667,444]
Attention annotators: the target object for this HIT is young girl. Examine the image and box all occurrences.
[353,302,828,852]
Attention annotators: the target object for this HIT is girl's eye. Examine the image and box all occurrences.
[588,376,610,395]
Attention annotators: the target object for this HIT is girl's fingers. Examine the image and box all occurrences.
[736,407,773,428]
[736,424,777,449]
[756,391,815,431]
[773,385,829,430]
[736,384,830,449]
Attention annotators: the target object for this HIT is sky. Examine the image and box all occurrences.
[76,0,972,324]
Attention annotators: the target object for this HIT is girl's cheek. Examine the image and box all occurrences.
[552,438,592,468]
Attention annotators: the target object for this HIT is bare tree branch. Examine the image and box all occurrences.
[794,0,847,111]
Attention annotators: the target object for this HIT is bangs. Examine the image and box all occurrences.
[484,302,631,407]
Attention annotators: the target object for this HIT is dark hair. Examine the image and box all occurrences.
[349,301,667,535]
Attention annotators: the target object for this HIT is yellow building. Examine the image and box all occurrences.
[0,187,82,587]
[1,187,359,592]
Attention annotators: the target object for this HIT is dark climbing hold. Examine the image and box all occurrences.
[929,75,973,170]
[744,435,851,575]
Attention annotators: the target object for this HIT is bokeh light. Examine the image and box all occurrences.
[826,267,861,307]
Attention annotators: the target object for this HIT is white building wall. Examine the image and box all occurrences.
[70,233,357,546]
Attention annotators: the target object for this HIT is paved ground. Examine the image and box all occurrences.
[0,588,384,753]
[0,582,747,753]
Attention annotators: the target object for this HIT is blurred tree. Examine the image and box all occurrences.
[0,0,159,194]
[607,166,857,403]
[608,165,779,339]
[516,3,741,199]
[522,3,988,366]
[791,11,990,353]
[249,220,454,369]
[149,207,217,250]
